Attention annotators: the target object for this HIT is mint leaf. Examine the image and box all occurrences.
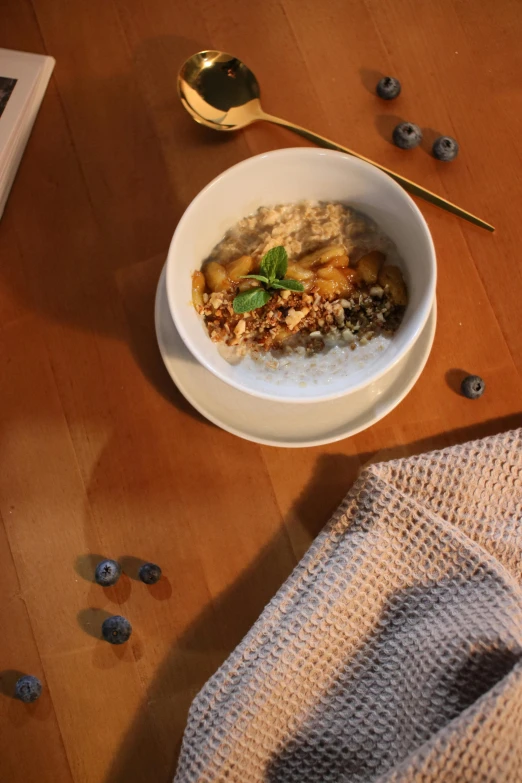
[239,274,270,284]
[233,288,271,314]
[260,246,288,282]
[271,279,305,292]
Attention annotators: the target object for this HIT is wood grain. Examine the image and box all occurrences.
[0,0,521,780]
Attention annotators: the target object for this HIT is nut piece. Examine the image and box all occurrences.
[285,308,307,330]
[234,319,246,336]
[342,329,355,343]
[280,289,291,300]
[332,302,345,324]
[209,292,224,309]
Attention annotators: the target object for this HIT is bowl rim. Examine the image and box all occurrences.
[166,147,437,404]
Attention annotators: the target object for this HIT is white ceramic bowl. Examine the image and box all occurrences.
[166,148,436,403]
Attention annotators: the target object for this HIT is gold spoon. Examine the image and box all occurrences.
[178,50,494,232]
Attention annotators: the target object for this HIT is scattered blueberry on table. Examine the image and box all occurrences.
[376,76,401,100]
[392,122,423,149]
[15,675,42,703]
[102,615,132,645]
[461,375,485,399]
[432,135,459,161]
[95,559,122,587]
[139,563,162,585]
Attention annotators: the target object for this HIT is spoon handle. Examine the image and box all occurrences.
[260,113,494,232]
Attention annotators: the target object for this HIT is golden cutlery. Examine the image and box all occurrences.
[178,51,494,232]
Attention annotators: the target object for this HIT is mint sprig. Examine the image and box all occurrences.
[232,246,304,314]
[233,288,271,314]
[241,274,270,284]
[260,246,288,281]
[270,279,305,291]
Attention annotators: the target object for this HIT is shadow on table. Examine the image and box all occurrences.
[420,125,444,156]
[104,527,303,782]
[0,32,245,426]
[374,112,404,144]
[114,252,206,423]
[445,368,472,395]
[363,413,522,465]
[103,451,364,783]
[359,66,384,95]
[0,669,26,700]
[104,413,522,782]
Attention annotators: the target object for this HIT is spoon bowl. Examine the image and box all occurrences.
[178,50,263,131]
[177,50,493,231]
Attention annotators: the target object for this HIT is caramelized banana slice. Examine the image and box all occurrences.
[378,265,408,306]
[356,251,385,284]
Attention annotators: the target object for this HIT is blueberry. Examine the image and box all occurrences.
[376,76,401,100]
[392,122,422,149]
[102,615,132,645]
[15,675,42,703]
[95,559,121,587]
[433,135,459,161]
[139,563,162,585]
[461,375,485,399]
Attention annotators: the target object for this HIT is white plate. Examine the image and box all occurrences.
[155,267,436,448]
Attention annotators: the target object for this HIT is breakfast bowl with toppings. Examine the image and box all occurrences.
[166,148,436,403]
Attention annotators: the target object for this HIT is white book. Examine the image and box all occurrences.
[0,48,55,218]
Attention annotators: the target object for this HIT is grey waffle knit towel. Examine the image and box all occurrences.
[175,430,522,782]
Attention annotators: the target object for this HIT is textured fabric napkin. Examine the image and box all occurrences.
[175,429,522,782]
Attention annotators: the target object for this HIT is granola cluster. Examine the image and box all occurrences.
[196,284,404,356]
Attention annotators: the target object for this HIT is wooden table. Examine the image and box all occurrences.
[1,1,521,780]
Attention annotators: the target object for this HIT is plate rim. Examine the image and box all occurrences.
[155,266,437,448]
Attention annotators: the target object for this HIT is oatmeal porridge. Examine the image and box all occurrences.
[191,202,408,367]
